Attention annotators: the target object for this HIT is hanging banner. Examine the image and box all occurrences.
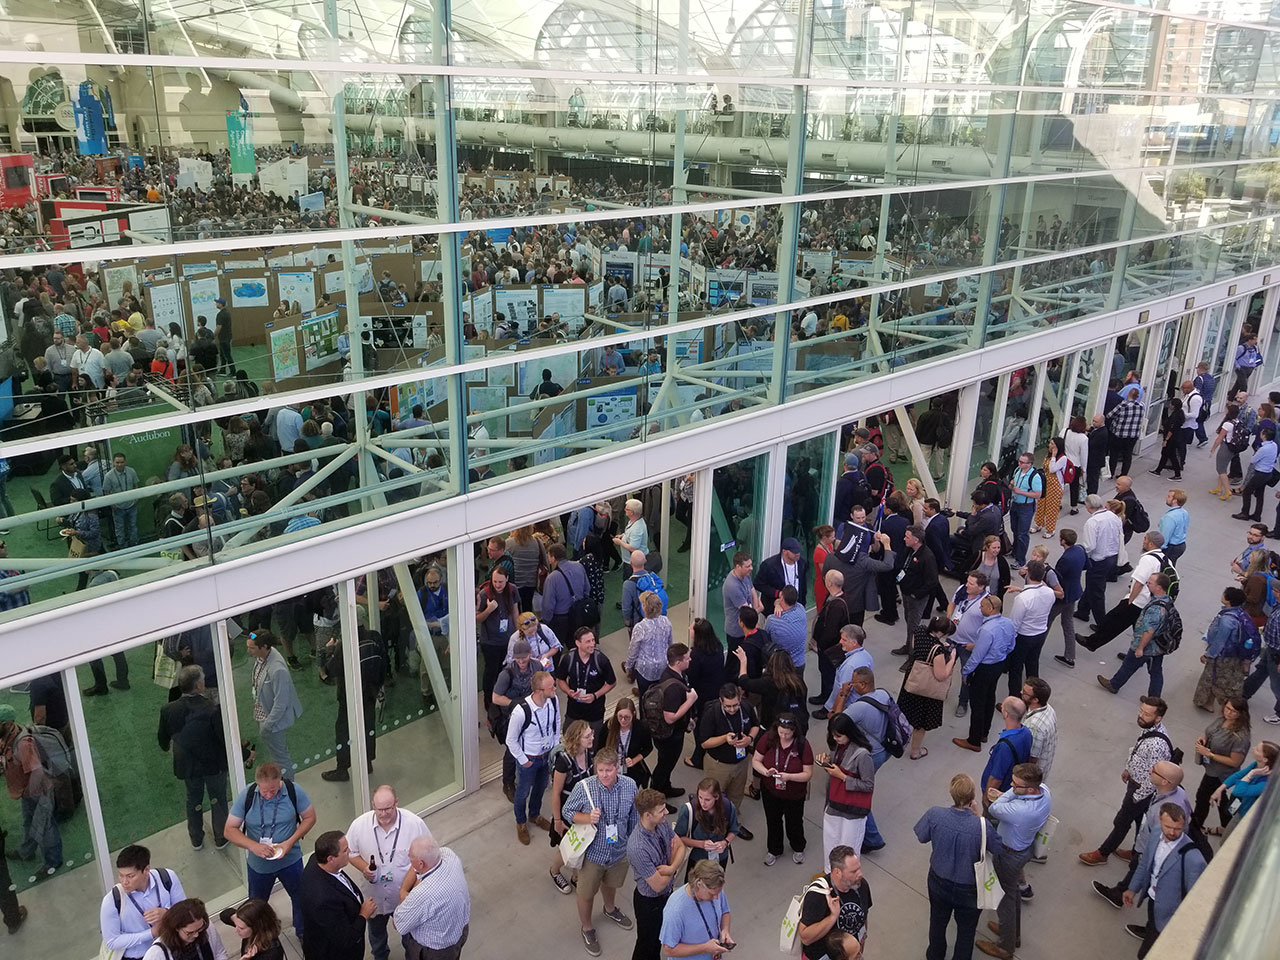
[149,282,186,337]
[72,81,109,155]
[226,110,256,183]
[270,325,300,380]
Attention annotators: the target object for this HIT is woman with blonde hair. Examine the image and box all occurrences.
[904,478,926,526]
[624,591,673,696]
[549,719,596,893]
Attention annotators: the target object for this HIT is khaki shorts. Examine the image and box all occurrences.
[577,856,629,899]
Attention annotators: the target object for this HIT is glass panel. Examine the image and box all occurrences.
[355,555,463,807]
[1,669,101,956]
[783,431,836,593]
[970,375,1002,487]
[77,631,242,919]
[706,452,768,631]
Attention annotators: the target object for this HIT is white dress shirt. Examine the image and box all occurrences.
[1082,509,1123,560]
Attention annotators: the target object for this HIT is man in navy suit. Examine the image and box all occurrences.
[1123,804,1206,958]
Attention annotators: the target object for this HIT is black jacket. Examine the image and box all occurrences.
[1087,425,1110,472]
[157,692,228,779]
[300,856,367,960]
[754,553,809,616]
[924,513,952,573]
[899,545,940,600]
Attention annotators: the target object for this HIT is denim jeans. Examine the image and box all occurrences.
[926,870,980,960]
[514,754,550,824]
[1243,646,1280,714]
[863,749,888,847]
[368,913,414,960]
[248,858,304,935]
[19,794,61,869]
[1008,502,1035,566]
[111,504,139,548]
[1111,651,1165,697]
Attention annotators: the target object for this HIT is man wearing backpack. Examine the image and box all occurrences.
[157,665,230,850]
[0,703,62,880]
[98,844,186,960]
[1192,361,1216,446]
[1079,531,1172,653]
[1008,452,1044,567]
[505,670,561,845]
[224,762,319,938]
[1123,804,1207,958]
[544,543,594,643]
[833,667,892,853]
[645,643,699,800]
[1099,574,1177,698]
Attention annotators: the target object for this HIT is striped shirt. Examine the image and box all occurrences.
[391,848,470,950]
[561,774,639,866]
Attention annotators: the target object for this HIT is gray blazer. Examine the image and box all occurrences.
[255,648,303,733]
[1128,832,1205,930]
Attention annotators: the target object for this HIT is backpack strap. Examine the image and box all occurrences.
[284,779,301,825]
[112,884,123,914]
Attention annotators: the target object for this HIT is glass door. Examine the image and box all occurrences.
[706,452,769,615]
[1141,317,1185,448]
[783,432,836,595]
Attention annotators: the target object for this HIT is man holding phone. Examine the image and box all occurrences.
[659,860,735,958]
[797,846,872,959]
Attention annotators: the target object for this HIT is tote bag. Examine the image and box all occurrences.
[780,877,829,955]
[153,643,180,689]
[975,817,1005,911]
[1033,815,1059,859]
[903,643,953,701]
[558,784,597,869]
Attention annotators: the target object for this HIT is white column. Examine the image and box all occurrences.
[215,620,249,800]
[688,467,714,620]
[452,541,481,793]
[339,579,370,807]
[945,383,981,510]
[63,668,114,890]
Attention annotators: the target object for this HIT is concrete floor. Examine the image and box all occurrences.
[11,432,1259,960]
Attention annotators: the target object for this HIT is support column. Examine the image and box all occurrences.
[452,542,480,794]
[760,445,787,556]
[63,668,114,891]
[215,620,249,800]
[688,466,714,620]
[339,579,370,807]
[944,382,981,510]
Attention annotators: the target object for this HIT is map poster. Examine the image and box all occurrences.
[270,325,300,380]
[231,276,270,308]
[188,276,221,327]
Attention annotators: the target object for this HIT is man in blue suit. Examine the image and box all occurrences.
[1123,803,1206,957]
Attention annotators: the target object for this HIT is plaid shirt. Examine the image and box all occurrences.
[53,313,77,338]
[1022,704,1058,780]
[1265,609,1280,652]
[1107,398,1145,439]
[0,570,30,611]
[562,773,639,866]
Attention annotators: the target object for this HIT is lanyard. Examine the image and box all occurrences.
[260,793,284,838]
[619,728,631,756]
[373,813,402,863]
[774,743,795,772]
[721,707,742,737]
[571,654,596,689]
[695,897,719,940]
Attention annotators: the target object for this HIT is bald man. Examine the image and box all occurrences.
[344,786,431,960]
[1089,761,1191,909]
[394,833,471,960]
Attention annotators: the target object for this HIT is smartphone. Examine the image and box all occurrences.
[720,943,736,951]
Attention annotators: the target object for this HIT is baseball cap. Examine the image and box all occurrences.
[781,537,802,553]
[214,297,226,306]
[844,452,859,468]
[0,703,15,725]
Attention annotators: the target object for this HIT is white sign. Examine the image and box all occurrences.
[149,282,186,337]
[542,287,586,333]
[277,271,316,314]
[188,276,221,327]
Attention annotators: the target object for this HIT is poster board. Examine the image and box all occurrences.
[102,263,138,310]
[278,271,316,313]
[301,310,341,369]
[494,287,539,329]
[230,276,270,308]
[188,275,221,328]
[147,282,186,337]
[269,324,300,380]
[542,286,587,333]
[585,389,638,441]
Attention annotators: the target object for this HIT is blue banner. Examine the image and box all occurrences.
[72,82,108,155]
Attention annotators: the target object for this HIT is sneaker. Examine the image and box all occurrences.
[1265,715,1280,724]
[602,907,632,930]
[763,852,777,866]
[550,870,572,895]
[1092,880,1124,909]
[1054,655,1075,668]
[191,839,204,851]
[792,851,806,864]
[954,704,968,718]
[1030,853,1047,864]
[1125,924,1148,941]
[287,656,304,671]
[1019,883,1034,901]
[582,928,602,957]
[214,837,229,850]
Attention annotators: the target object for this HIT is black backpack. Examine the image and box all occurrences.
[642,677,683,738]
[1147,552,1180,602]
[112,867,176,912]
[1134,729,1183,766]
[243,779,301,824]
[555,566,600,631]
[1148,597,1183,655]
[1127,498,1151,534]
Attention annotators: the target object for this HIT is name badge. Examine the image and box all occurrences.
[604,824,619,844]
[735,746,746,760]
[259,835,273,847]
[499,618,509,632]
[377,869,394,884]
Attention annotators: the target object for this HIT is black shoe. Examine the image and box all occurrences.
[678,543,690,553]
[503,782,516,803]
[873,613,897,625]
[6,905,28,934]
[1148,469,1162,476]
[861,841,885,853]
[890,645,909,656]
[109,680,130,691]
[662,785,685,798]
[1116,652,1126,661]
[214,837,229,850]
[287,656,304,671]
[321,768,350,782]
[808,695,826,705]
[811,708,830,720]
[1073,611,1091,623]
[1115,564,1132,576]
[1232,513,1253,521]
[82,685,108,697]
[1093,881,1124,909]
[1125,924,1148,941]
[1077,635,1098,651]
[1171,475,1182,481]
[1054,655,1075,668]
[736,825,754,841]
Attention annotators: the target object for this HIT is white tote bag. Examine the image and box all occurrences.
[558,784,597,869]
[974,817,1005,911]
[780,878,830,955]
[1033,814,1059,859]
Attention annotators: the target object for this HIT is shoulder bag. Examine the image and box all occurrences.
[904,642,952,701]
[558,783,597,869]
[975,816,1005,910]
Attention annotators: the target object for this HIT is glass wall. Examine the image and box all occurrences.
[783,432,837,568]
[706,453,768,609]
